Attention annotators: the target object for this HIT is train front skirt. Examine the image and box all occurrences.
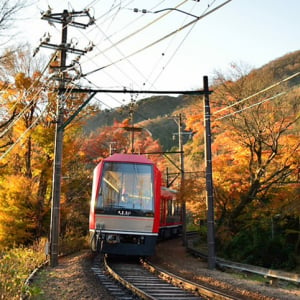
[92,230,158,256]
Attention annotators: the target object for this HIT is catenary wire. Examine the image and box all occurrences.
[144,1,199,87]
[148,0,216,88]
[0,52,58,138]
[0,103,49,161]
[44,1,200,94]
[214,91,287,121]
[82,0,232,78]
[96,0,189,55]
[79,0,188,87]
[79,0,189,79]
[78,22,147,90]
[213,71,300,115]
[65,1,162,91]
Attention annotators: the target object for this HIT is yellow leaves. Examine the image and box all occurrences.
[77,150,86,158]
[31,125,55,157]
[0,175,40,248]
[1,175,38,205]
[14,72,32,89]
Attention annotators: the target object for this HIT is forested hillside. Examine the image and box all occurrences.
[259,49,300,86]
[85,95,198,150]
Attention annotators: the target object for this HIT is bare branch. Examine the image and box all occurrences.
[0,0,28,34]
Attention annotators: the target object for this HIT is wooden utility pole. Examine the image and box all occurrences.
[49,9,68,267]
[173,114,186,245]
[178,114,186,246]
[39,9,94,267]
[203,76,216,269]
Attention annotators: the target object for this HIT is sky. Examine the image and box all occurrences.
[10,0,300,109]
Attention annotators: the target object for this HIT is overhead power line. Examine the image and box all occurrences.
[0,53,58,139]
[213,71,300,116]
[214,91,287,121]
[79,0,191,92]
[0,104,48,161]
[147,0,209,88]
[97,0,189,55]
[83,0,232,77]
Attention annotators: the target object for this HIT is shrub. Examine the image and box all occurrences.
[59,235,89,255]
[0,239,46,299]
[221,227,297,270]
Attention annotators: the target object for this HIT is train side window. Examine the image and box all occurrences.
[96,192,103,208]
[167,200,172,216]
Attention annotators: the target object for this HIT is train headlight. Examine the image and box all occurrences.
[106,234,120,244]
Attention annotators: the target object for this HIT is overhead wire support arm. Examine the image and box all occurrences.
[59,87,212,96]
[134,7,198,19]
[39,42,88,55]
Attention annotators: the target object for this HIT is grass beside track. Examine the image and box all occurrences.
[0,241,46,299]
[0,236,88,299]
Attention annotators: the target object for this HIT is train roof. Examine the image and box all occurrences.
[104,153,155,165]
[161,186,177,198]
[161,187,177,193]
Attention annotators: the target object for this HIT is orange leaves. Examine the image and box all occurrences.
[80,118,164,163]
[185,102,203,135]
[119,118,131,128]
[14,72,32,89]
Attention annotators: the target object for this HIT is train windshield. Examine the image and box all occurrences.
[98,162,154,211]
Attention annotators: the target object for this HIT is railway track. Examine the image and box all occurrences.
[92,254,241,300]
[91,254,138,299]
[22,245,298,299]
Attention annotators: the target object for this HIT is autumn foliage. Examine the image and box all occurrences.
[0,46,299,271]
[183,63,300,266]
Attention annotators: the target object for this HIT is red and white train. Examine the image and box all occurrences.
[89,153,182,256]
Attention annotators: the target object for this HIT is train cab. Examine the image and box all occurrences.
[89,153,161,256]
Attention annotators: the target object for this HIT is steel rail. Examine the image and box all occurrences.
[104,256,156,300]
[142,259,240,300]
[104,255,242,299]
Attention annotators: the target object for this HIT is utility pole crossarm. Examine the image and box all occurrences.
[42,9,94,29]
[40,43,88,55]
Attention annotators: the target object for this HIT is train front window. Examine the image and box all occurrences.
[98,162,154,211]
